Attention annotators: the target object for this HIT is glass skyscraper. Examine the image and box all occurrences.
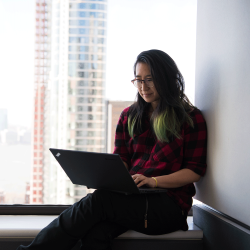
[31,0,107,204]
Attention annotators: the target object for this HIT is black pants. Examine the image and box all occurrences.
[17,190,185,250]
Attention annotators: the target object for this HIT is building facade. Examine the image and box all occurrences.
[0,189,5,204]
[106,101,134,154]
[30,0,51,204]
[30,0,107,204]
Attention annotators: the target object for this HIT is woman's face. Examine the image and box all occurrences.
[135,62,160,110]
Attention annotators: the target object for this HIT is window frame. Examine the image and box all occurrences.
[0,205,71,215]
[0,205,193,216]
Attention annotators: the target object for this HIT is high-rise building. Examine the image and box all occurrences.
[30,0,51,204]
[0,109,8,131]
[24,182,30,204]
[30,0,108,204]
[106,101,134,154]
[0,189,5,204]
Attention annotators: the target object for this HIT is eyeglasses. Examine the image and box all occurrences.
[131,78,154,88]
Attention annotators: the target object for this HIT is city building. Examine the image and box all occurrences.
[24,182,30,204]
[0,129,18,145]
[31,0,107,204]
[0,189,5,204]
[0,109,7,131]
[30,0,52,204]
[19,129,32,144]
[106,101,134,154]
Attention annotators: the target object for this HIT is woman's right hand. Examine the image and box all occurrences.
[132,174,156,188]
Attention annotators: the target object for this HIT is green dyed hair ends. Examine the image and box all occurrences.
[128,104,193,143]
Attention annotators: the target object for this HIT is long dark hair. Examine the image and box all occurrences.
[128,49,194,142]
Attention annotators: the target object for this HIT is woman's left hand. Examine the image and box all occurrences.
[132,174,156,188]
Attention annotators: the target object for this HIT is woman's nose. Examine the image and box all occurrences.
[141,81,149,91]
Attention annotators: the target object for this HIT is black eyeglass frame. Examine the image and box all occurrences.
[131,79,154,88]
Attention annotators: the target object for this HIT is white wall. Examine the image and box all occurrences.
[195,0,250,226]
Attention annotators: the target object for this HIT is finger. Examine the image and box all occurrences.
[134,176,141,184]
[135,175,145,184]
[132,174,141,178]
[132,175,139,180]
[132,174,141,181]
[137,179,146,187]
[135,176,147,185]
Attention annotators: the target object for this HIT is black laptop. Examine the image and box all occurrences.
[49,148,167,195]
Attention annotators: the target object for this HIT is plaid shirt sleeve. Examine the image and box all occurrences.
[113,107,131,165]
[182,108,207,176]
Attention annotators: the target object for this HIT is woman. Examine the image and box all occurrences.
[17,49,207,250]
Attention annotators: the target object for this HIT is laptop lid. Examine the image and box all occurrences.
[49,148,141,195]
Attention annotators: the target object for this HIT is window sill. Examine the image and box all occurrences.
[0,215,202,240]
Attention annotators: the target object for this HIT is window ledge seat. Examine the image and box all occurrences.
[0,215,202,239]
[0,216,203,250]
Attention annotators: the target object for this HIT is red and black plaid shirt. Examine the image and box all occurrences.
[113,106,207,220]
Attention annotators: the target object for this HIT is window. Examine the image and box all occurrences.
[77,97,103,104]
[77,114,102,121]
[69,11,106,19]
[76,105,103,112]
[76,122,104,129]
[77,89,102,95]
[68,46,89,52]
[76,130,104,137]
[69,20,106,27]
[77,80,88,87]
[1,0,196,208]
[69,37,89,44]
[68,54,90,60]
[78,72,89,78]
[69,28,89,35]
[76,139,104,146]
